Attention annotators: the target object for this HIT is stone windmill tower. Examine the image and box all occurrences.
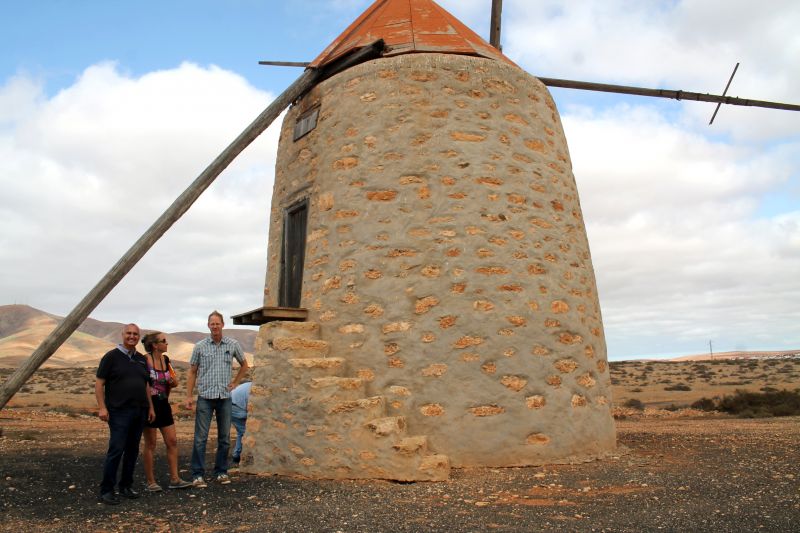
[1,3,792,452]
[232,0,616,481]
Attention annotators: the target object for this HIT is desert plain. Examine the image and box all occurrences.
[1,354,798,532]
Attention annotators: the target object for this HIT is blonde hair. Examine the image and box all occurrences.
[208,310,224,324]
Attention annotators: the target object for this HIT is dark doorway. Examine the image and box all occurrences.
[279,199,308,308]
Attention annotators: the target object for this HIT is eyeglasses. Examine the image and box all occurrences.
[157,339,168,344]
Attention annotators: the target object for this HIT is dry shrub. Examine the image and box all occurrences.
[623,398,645,410]
[719,389,800,417]
[691,397,716,411]
[664,383,691,391]
[694,389,800,417]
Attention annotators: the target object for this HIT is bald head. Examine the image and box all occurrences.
[121,323,140,351]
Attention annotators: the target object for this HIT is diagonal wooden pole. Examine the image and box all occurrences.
[0,39,385,410]
[0,69,319,410]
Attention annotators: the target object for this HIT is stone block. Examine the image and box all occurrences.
[273,337,331,358]
[288,357,345,376]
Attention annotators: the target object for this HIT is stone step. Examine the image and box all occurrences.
[417,454,450,482]
[365,416,407,437]
[288,357,345,376]
[392,435,428,455]
[308,376,366,403]
[309,376,364,392]
[327,395,385,419]
[273,336,330,358]
[263,321,320,341]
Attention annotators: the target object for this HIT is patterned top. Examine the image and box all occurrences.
[148,354,172,398]
[190,336,245,399]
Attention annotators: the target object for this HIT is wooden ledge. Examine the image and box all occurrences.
[231,306,309,326]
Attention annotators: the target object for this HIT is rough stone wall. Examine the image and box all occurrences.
[259,53,615,469]
[244,321,450,480]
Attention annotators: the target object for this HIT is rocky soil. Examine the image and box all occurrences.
[1,408,798,532]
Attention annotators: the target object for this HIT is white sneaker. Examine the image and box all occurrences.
[216,473,231,485]
[192,476,207,488]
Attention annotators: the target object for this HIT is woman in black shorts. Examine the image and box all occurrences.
[141,332,191,491]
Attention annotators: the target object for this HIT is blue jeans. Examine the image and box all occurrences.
[231,404,247,462]
[100,406,147,494]
[190,397,231,478]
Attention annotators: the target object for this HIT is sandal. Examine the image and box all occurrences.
[168,479,193,489]
[145,482,163,492]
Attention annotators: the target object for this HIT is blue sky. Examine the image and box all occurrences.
[1,0,798,360]
[2,1,333,95]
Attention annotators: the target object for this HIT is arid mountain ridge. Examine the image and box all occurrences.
[0,304,257,368]
[0,304,797,369]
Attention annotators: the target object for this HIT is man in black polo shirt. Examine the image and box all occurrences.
[95,323,155,505]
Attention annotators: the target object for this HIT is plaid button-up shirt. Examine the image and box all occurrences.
[190,336,245,399]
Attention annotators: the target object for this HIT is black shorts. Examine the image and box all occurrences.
[146,395,174,428]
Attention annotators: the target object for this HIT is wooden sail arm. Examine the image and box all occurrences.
[537,77,800,113]
[257,61,310,67]
[257,60,798,113]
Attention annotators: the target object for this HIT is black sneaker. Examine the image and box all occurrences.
[119,486,140,499]
[98,492,120,505]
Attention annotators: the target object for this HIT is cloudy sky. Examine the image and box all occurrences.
[1,0,797,360]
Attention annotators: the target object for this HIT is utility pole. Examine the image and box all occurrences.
[709,340,713,359]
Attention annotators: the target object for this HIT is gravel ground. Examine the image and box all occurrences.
[1,409,798,532]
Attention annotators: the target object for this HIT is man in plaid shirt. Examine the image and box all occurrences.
[184,310,249,486]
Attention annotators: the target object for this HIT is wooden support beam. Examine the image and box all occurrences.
[0,39,385,410]
[537,77,800,112]
[490,0,503,50]
[0,68,320,410]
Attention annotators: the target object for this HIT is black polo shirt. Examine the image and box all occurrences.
[96,347,150,409]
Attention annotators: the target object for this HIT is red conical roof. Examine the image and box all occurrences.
[309,0,516,68]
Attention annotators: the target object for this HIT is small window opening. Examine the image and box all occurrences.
[293,106,320,141]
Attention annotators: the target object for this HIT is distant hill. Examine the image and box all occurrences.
[0,304,258,368]
[667,350,800,362]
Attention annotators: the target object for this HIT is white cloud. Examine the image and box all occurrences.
[0,73,43,126]
[504,0,800,141]
[0,62,280,332]
[563,103,800,358]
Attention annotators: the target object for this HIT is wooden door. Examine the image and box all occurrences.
[279,199,308,308]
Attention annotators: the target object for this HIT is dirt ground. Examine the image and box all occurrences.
[1,408,798,532]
